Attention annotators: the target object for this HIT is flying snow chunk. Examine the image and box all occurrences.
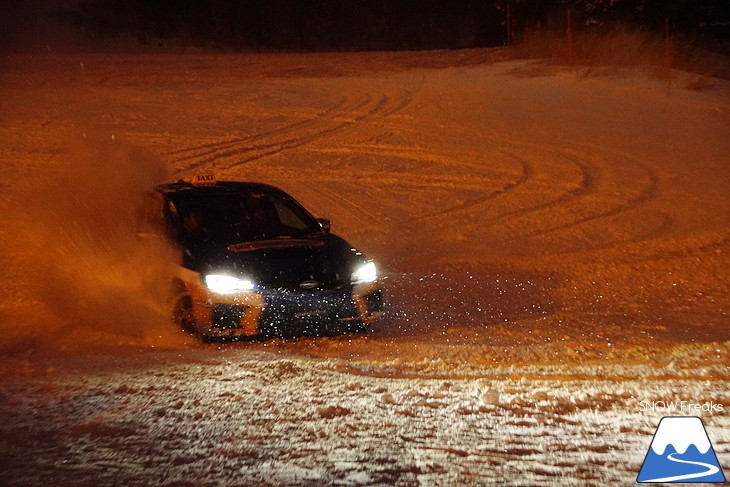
[637,416,726,483]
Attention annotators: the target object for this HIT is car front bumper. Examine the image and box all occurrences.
[188,281,383,339]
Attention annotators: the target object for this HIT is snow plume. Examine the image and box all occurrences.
[3,131,189,354]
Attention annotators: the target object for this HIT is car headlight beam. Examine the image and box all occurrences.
[352,261,377,284]
[205,274,255,294]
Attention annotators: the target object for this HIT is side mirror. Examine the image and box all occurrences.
[317,218,331,233]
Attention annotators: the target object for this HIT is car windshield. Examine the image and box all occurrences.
[169,189,322,246]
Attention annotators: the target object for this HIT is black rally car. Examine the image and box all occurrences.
[143,175,383,340]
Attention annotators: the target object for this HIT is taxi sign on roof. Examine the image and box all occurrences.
[191,174,217,186]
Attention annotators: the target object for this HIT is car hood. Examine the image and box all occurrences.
[182,233,360,291]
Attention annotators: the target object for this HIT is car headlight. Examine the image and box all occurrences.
[351,261,377,284]
[205,274,255,294]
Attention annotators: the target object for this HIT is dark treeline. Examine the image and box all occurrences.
[50,0,730,51]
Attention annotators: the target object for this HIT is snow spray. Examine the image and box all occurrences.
[2,130,188,353]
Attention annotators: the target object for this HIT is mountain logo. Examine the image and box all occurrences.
[637,416,726,483]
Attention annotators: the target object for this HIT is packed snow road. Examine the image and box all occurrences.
[0,49,728,485]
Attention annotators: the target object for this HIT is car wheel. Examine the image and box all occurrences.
[172,295,197,336]
[348,320,369,334]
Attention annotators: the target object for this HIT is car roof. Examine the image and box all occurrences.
[155,180,283,198]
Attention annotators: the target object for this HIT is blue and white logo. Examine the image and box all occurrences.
[638,416,726,483]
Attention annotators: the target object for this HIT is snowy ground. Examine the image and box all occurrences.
[0,48,729,485]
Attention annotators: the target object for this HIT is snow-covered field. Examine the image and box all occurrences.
[1,48,728,485]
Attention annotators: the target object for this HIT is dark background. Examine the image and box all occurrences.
[2,0,730,52]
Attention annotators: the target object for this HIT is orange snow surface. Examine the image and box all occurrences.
[0,49,728,485]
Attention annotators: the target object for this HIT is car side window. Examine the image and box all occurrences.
[272,197,309,231]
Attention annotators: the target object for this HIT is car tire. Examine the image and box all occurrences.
[348,320,369,334]
[172,295,197,336]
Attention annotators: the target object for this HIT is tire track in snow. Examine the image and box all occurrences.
[171,94,372,172]
[269,143,526,234]
[492,146,669,255]
[316,187,383,224]
[216,90,414,170]
[171,82,420,174]
[386,138,668,257]
[167,95,351,161]
[506,154,657,236]
[336,144,580,249]
[354,137,671,259]
[477,149,595,227]
[398,150,534,225]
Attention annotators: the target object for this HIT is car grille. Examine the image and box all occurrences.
[213,304,248,329]
[259,287,358,335]
[265,276,348,293]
